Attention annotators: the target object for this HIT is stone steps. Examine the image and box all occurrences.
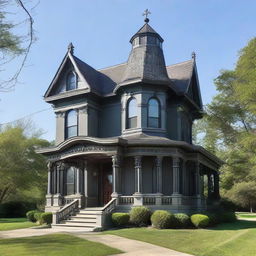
[52,207,101,231]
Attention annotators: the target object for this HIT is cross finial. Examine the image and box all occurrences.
[68,42,74,54]
[191,51,196,60]
[143,9,151,23]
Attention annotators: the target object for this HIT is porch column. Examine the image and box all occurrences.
[53,164,62,207]
[112,155,120,198]
[195,161,202,208]
[134,156,142,194]
[76,167,81,195]
[47,162,52,195]
[214,172,220,199]
[46,162,53,207]
[156,156,163,193]
[172,157,180,194]
[195,162,202,196]
[207,173,214,199]
[133,156,143,206]
[182,160,187,195]
[56,165,60,194]
[84,161,88,197]
[172,157,182,205]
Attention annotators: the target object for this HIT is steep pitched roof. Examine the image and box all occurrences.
[130,23,164,43]
[166,59,194,94]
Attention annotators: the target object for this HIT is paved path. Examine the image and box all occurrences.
[78,234,193,256]
[0,228,194,256]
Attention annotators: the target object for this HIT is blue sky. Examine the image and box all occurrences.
[1,0,256,141]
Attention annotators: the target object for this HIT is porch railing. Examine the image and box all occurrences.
[53,199,79,224]
[119,196,134,205]
[162,196,172,205]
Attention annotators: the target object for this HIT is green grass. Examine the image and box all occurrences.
[0,234,122,256]
[0,218,37,231]
[236,213,256,218]
[105,220,256,256]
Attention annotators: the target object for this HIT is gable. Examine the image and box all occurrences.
[186,67,203,109]
[44,52,92,99]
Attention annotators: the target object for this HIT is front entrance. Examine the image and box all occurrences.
[100,163,113,205]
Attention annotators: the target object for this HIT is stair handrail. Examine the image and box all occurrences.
[53,199,79,224]
[102,198,117,215]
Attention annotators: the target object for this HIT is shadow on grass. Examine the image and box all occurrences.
[209,220,256,231]
[0,218,27,223]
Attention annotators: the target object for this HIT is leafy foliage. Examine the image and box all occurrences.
[129,206,151,226]
[111,213,130,227]
[0,125,50,204]
[41,212,52,225]
[174,213,191,228]
[190,214,209,228]
[193,38,256,211]
[151,210,175,229]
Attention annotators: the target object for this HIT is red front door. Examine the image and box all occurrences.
[102,170,113,205]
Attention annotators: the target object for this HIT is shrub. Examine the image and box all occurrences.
[204,212,220,226]
[112,213,130,227]
[41,212,53,225]
[218,211,237,223]
[129,206,151,226]
[174,213,191,228]
[0,201,37,218]
[34,212,43,224]
[151,210,175,229]
[191,214,209,228]
[26,210,40,222]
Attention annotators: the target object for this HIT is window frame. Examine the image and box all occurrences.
[66,71,77,91]
[147,97,161,128]
[126,97,138,129]
[65,109,78,139]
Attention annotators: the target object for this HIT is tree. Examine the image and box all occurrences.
[0,125,50,204]
[226,182,256,213]
[0,0,35,91]
[193,37,256,210]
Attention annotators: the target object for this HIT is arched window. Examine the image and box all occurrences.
[66,71,77,91]
[148,98,160,128]
[127,97,137,129]
[66,167,75,195]
[65,110,78,138]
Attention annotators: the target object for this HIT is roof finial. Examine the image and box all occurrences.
[143,9,151,23]
[191,51,196,60]
[68,42,74,54]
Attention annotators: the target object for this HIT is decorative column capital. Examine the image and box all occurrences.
[155,156,163,167]
[134,156,142,168]
[172,157,180,167]
[47,161,53,170]
[112,155,120,168]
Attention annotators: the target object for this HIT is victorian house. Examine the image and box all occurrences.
[38,17,222,230]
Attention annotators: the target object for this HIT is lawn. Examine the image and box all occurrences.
[236,213,256,218]
[105,220,256,256]
[0,218,37,231]
[0,234,122,256]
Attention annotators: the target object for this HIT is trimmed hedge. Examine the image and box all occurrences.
[204,212,220,226]
[41,212,53,225]
[191,214,209,228]
[129,206,151,226]
[34,212,43,224]
[174,213,191,228]
[26,210,40,222]
[112,213,130,227]
[151,210,175,229]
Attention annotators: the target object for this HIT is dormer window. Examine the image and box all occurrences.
[65,110,78,138]
[66,71,77,91]
[148,98,160,128]
[127,97,137,129]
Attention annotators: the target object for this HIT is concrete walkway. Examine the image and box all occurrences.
[0,227,193,256]
[78,234,193,256]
